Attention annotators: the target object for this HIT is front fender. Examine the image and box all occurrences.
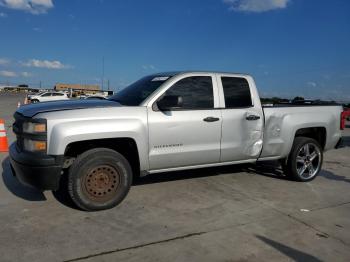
[47,118,149,171]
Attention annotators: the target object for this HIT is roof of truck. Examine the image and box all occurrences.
[152,71,251,78]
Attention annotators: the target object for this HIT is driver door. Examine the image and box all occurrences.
[147,74,222,171]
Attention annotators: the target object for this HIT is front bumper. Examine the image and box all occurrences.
[9,143,64,191]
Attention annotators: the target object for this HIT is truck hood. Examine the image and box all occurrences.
[17,99,122,118]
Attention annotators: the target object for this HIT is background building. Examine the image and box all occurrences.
[54,83,113,97]
[0,85,40,93]
[55,83,100,93]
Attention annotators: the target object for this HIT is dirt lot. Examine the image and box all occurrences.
[0,92,350,262]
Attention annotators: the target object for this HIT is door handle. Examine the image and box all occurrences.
[246,115,261,121]
[203,117,220,122]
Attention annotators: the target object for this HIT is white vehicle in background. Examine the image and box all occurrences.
[28,92,69,103]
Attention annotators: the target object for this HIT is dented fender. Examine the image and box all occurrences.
[260,106,342,159]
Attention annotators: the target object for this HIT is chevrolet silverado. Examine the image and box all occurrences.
[10,71,346,211]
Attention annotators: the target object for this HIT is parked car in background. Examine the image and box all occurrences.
[344,108,350,121]
[28,92,69,103]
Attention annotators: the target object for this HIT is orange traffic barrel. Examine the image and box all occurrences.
[0,119,9,152]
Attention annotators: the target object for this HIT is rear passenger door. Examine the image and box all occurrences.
[217,74,264,162]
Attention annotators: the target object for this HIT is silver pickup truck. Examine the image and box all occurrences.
[10,71,345,211]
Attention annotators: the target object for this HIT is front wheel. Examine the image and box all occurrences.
[68,148,133,211]
[284,137,323,182]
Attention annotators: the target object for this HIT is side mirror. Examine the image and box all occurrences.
[157,95,183,111]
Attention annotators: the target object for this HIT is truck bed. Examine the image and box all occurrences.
[260,105,343,160]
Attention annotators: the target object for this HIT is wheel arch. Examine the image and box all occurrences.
[64,138,141,177]
[294,127,327,149]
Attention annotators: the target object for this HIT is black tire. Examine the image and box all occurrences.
[31,99,39,103]
[284,137,323,182]
[68,148,133,211]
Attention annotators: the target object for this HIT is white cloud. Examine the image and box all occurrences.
[32,27,42,32]
[22,59,71,69]
[0,0,53,14]
[322,74,331,80]
[21,71,32,77]
[307,81,317,87]
[223,0,290,13]
[142,64,156,70]
[0,58,10,65]
[0,70,17,77]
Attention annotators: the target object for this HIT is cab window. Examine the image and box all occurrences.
[163,76,214,110]
[221,77,252,108]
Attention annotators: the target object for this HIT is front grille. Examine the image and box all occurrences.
[13,112,25,133]
[16,137,24,150]
[13,112,27,151]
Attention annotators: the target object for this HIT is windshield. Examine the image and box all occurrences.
[109,75,172,106]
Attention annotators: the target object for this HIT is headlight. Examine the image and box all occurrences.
[23,139,47,152]
[23,122,46,133]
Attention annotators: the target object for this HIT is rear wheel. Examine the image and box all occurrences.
[68,148,132,211]
[284,137,323,182]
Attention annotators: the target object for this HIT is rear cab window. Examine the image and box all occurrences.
[221,77,252,108]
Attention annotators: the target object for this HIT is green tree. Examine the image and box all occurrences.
[292,96,305,102]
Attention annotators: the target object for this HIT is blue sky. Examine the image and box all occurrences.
[0,0,349,100]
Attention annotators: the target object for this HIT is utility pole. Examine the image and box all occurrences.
[107,79,110,91]
[39,81,42,89]
[102,56,105,90]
